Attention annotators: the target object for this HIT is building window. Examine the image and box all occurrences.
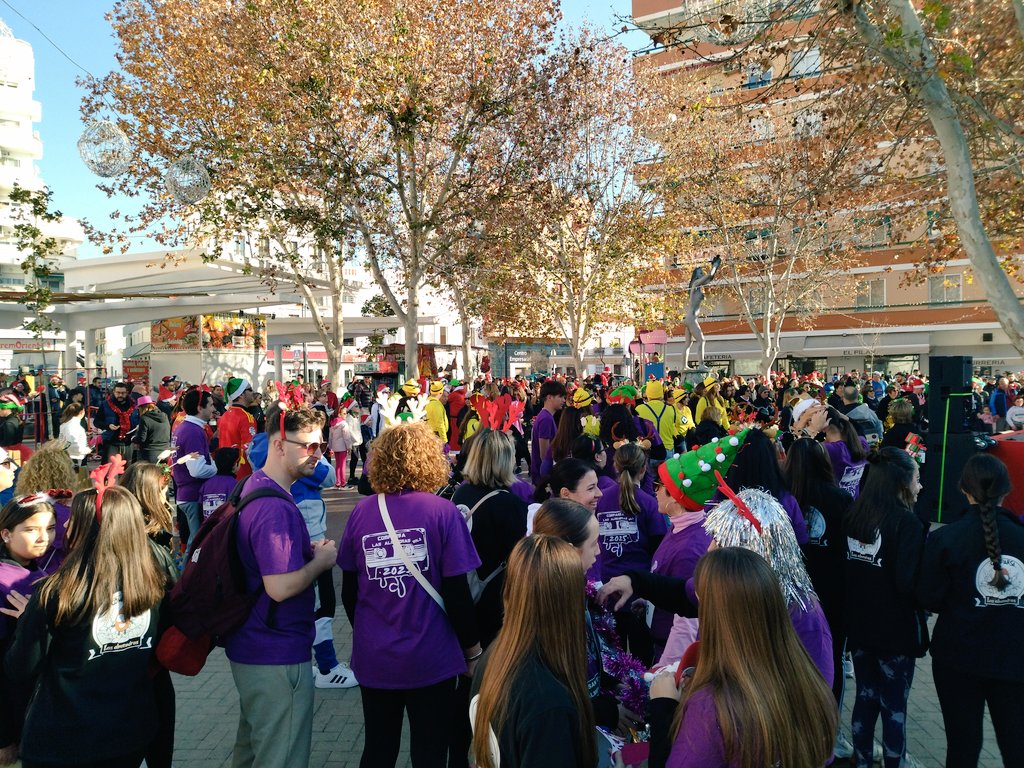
[794,110,823,138]
[233,236,246,258]
[0,151,19,168]
[928,273,962,305]
[288,240,299,256]
[744,64,773,89]
[439,326,448,346]
[790,47,822,78]
[855,278,885,308]
[258,236,270,259]
[853,217,891,248]
[749,117,775,143]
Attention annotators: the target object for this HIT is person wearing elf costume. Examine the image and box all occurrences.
[216,377,258,479]
[447,379,467,451]
[694,376,729,429]
[396,379,421,420]
[666,388,694,453]
[636,380,677,463]
[599,480,833,688]
[425,380,449,443]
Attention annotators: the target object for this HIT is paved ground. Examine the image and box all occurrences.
[170,488,1003,768]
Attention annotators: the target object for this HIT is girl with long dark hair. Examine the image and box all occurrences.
[822,409,868,498]
[6,487,168,768]
[843,447,928,768]
[470,535,597,768]
[918,454,1024,767]
[595,443,664,665]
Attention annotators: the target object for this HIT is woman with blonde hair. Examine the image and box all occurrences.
[470,535,597,768]
[14,440,81,571]
[695,382,730,429]
[119,461,175,554]
[339,420,482,768]
[449,428,529,768]
[6,486,170,768]
[648,546,837,768]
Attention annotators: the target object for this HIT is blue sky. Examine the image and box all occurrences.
[5,0,650,259]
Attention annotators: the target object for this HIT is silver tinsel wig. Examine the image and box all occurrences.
[704,487,816,611]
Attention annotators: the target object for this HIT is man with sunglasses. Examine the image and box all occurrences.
[224,403,337,768]
[171,389,218,552]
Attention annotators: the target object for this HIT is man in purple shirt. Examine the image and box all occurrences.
[171,389,218,551]
[530,379,565,482]
[224,405,337,768]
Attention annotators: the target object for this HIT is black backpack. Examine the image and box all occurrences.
[156,478,291,674]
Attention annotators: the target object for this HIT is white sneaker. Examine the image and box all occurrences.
[315,662,358,689]
[844,652,854,679]
[833,731,853,760]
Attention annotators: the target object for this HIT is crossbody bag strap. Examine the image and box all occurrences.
[467,489,505,518]
[377,493,446,612]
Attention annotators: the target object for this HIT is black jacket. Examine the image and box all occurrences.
[4,589,165,764]
[917,506,1024,681]
[844,505,929,657]
[470,650,588,768]
[136,408,171,453]
[799,483,853,630]
[450,484,528,648]
[0,414,23,448]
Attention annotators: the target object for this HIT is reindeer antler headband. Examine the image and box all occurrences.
[90,454,126,522]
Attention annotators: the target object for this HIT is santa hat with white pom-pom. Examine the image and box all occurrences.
[657,428,750,511]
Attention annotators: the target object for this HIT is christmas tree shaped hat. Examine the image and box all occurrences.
[657,428,750,511]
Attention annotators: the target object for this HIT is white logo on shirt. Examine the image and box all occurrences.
[88,591,152,660]
[362,528,430,597]
[847,532,882,567]
[839,464,866,497]
[806,506,827,547]
[974,555,1024,608]
[597,510,639,557]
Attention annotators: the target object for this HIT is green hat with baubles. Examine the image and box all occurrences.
[658,428,750,511]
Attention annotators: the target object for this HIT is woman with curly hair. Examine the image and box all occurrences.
[338,421,482,768]
[14,440,81,572]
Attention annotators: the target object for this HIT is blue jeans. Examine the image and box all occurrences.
[850,648,916,768]
[178,500,201,553]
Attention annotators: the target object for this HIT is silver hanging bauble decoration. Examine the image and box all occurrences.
[165,155,212,205]
[684,0,775,45]
[77,119,133,177]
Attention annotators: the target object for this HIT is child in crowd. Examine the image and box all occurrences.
[199,448,240,522]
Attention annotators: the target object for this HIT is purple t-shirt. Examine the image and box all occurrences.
[509,478,535,504]
[200,474,238,520]
[224,471,315,665]
[530,409,557,481]
[824,440,867,499]
[171,420,212,502]
[596,486,666,582]
[338,490,481,689]
[791,599,834,688]
[668,687,732,768]
[649,523,711,642]
[0,561,44,641]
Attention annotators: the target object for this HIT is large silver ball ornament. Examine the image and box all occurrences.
[165,155,212,204]
[77,120,132,177]
[684,0,775,45]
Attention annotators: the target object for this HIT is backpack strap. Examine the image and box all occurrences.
[465,489,505,521]
[378,493,446,612]
[232,485,295,629]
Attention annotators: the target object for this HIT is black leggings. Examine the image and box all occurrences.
[349,445,366,479]
[358,677,458,768]
[145,668,175,768]
[933,658,1024,768]
[315,568,336,620]
[614,608,653,667]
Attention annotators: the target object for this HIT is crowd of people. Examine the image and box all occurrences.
[0,363,1023,768]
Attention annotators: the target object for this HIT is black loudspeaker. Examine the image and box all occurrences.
[914,432,977,524]
[927,355,973,433]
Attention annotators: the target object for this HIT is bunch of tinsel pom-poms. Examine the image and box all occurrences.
[586,580,651,718]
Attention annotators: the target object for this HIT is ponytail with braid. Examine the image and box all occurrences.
[613,442,646,517]
[960,454,1013,590]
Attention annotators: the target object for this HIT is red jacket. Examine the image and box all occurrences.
[217,404,257,478]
